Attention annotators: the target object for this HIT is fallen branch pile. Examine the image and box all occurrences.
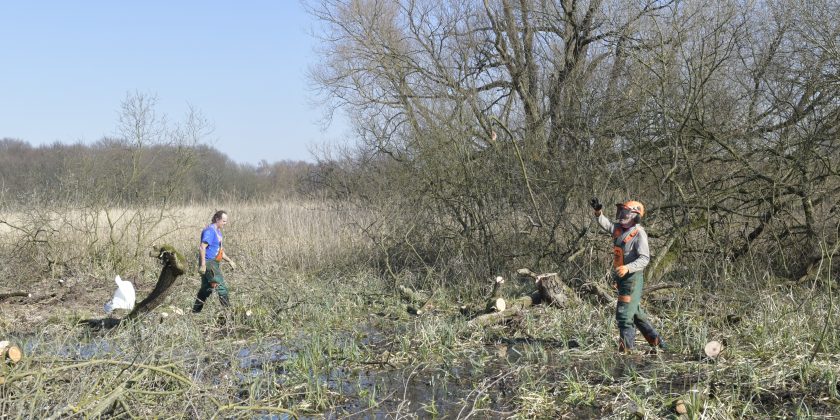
[2,357,299,419]
[398,267,680,328]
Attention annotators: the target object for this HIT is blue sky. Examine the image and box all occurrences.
[0,1,346,164]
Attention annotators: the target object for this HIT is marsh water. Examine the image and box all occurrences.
[13,326,702,419]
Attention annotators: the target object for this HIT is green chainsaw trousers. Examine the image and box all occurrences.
[615,271,665,351]
[192,260,229,313]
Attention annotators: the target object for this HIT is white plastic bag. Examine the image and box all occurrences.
[104,275,136,314]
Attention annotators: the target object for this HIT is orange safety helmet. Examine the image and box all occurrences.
[616,200,645,223]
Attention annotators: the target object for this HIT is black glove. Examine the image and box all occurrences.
[590,197,603,211]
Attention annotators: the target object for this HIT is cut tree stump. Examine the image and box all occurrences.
[0,341,23,364]
[534,273,578,307]
[517,268,601,304]
[484,276,507,312]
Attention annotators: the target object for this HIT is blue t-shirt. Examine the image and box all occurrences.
[201,224,223,261]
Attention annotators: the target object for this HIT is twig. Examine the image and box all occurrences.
[643,282,680,294]
[808,241,835,365]
[457,366,522,419]
[118,397,137,420]
[491,117,544,227]
[87,383,126,418]
[211,404,298,419]
[8,359,195,389]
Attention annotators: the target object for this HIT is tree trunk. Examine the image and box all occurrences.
[534,273,577,307]
[468,292,541,328]
[124,245,186,321]
[80,244,186,329]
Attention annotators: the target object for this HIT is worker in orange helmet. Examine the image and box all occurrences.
[591,198,667,353]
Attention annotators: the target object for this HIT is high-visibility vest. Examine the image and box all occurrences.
[612,226,639,268]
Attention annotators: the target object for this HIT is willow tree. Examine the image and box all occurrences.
[309,0,840,284]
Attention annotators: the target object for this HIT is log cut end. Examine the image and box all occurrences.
[493,298,506,312]
[0,341,23,364]
[485,297,506,312]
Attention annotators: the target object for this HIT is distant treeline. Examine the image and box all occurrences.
[0,138,317,206]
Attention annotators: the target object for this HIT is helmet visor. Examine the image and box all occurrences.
[617,208,634,221]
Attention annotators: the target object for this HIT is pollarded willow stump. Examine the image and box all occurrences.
[535,273,577,308]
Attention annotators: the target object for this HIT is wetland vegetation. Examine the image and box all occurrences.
[1,201,838,418]
[3,0,840,417]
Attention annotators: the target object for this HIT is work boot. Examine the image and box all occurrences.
[636,320,667,353]
[618,327,636,353]
[192,298,205,313]
[641,335,669,354]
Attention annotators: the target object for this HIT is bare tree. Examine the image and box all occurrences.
[309,0,840,284]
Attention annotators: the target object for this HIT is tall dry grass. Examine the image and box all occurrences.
[0,200,372,288]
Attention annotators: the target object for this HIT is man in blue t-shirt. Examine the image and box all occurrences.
[192,210,237,313]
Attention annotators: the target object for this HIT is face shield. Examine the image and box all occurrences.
[616,207,636,226]
[616,206,633,220]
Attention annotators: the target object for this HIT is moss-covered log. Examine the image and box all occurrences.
[397,285,429,304]
[124,244,186,321]
[398,285,435,315]
[81,244,186,329]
